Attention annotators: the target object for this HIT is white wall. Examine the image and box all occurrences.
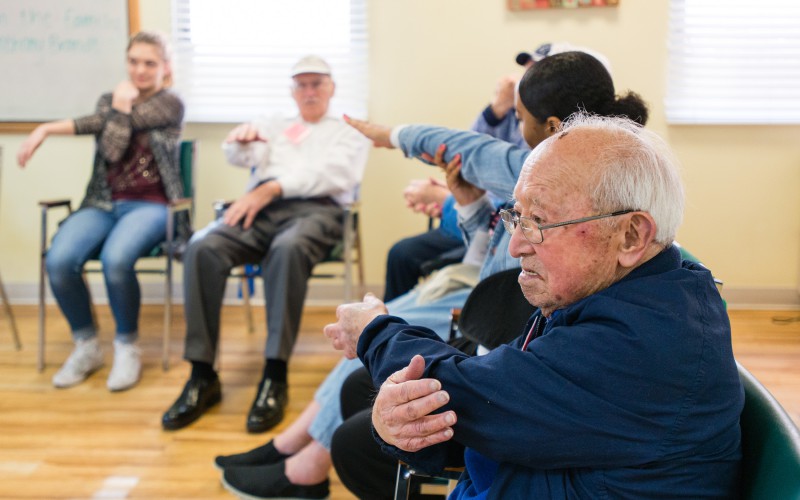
[1,0,799,307]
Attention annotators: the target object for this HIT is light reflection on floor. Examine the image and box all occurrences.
[91,476,139,499]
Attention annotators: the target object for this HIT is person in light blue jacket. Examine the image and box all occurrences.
[348,52,646,203]
[383,65,530,302]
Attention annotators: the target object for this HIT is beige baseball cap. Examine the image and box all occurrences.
[291,55,332,77]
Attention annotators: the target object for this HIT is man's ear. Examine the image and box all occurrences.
[618,212,657,268]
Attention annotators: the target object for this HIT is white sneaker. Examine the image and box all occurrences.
[52,338,104,388]
[107,341,142,392]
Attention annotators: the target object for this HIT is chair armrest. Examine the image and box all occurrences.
[38,199,72,209]
[168,197,193,213]
[38,199,74,259]
[213,199,233,219]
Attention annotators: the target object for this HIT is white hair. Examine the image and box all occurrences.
[558,113,685,245]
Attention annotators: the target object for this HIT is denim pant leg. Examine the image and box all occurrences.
[100,201,168,342]
[386,287,473,340]
[306,287,473,449]
[308,357,365,449]
[46,207,116,340]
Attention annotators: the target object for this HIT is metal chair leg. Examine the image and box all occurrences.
[38,205,48,372]
[242,270,254,334]
[163,243,173,371]
[343,207,354,303]
[394,462,413,500]
[0,272,20,350]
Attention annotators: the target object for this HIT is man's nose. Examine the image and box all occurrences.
[508,226,534,258]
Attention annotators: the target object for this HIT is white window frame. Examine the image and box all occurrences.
[171,0,368,123]
[666,0,800,125]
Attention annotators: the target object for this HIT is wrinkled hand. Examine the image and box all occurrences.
[112,80,140,113]
[372,355,456,452]
[403,178,450,218]
[323,293,389,359]
[343,114,394,148]
[421,144,485,206]
[225,123,269,144]
[222,182,279,229]
[17,126,47,167]
[490,75,519,120]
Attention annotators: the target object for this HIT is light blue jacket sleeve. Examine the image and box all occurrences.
[396,125,531,201]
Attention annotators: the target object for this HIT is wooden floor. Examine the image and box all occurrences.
[0,304,798,499]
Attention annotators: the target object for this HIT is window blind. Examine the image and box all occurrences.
[666,0,800,124]
[171,0,368,123]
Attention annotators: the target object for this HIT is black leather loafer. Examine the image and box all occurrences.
[162,377,222,431]
[246,378,288,433]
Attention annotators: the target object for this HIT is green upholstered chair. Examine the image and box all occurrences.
[675,242,724,291]
[737,362,800,499]
[37,140,197,372]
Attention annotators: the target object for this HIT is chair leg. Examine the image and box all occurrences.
[241,271,254,334]
[394,462,413,500]
[0,272,21,350]
[355,229,365,298]
[343,213,353,303]
[163,254,173,371]
[38,207,48,372]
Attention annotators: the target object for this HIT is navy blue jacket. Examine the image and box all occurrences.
[358,245,743,499]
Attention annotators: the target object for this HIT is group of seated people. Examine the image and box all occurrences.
[18,30,743,500]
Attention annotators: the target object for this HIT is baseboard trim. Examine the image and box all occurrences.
[5,281,799,310]
[721,287,800,310]
[1,280,384,307]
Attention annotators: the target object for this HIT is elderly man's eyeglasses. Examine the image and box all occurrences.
[499,208,634,244]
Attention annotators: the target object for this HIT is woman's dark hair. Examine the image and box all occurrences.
[518,51,649,126]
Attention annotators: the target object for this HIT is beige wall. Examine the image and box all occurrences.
[2,0,799,307]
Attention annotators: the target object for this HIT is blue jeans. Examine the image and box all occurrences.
[45,201,168,342]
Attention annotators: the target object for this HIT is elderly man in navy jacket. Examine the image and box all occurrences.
[324,112,742,499]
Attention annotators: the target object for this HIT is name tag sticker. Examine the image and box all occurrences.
[283,123,311,144]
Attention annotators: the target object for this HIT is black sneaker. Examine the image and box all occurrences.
[222,461,329,500]
[214,439,290,471]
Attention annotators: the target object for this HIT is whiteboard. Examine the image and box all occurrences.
[0,0,132,122]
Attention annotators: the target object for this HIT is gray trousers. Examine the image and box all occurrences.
[182,198,344,364]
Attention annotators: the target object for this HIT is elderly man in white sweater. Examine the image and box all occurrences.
[162,55,369,434]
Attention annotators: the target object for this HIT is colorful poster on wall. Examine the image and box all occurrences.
[508,0,618,10]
